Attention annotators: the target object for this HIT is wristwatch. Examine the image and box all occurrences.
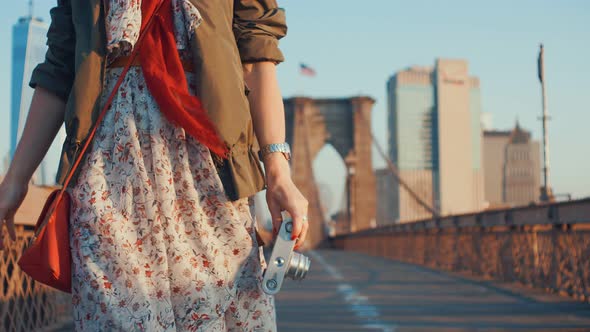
[258,142,291,161]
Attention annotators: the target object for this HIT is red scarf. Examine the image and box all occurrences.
[137,0,229,158]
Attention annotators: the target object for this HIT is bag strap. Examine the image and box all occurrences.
[31,1,165,239]
[62,1,165,192]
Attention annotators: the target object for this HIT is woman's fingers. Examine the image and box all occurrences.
[267,197,283,237]
[0,209,6,250]
[294,218,309,250]
[266,178,309,248]
[0,209,17,251]
[290,213,304,241]
[286,196,308,243]
[7,216,16,241]
[0,180,27,250]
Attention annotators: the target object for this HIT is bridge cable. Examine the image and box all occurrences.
[356,107,439,217]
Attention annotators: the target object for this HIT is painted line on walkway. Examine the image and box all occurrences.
[309,251,397,332]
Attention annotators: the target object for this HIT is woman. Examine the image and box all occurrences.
[0,0,308,330]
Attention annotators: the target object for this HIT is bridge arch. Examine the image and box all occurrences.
[284,96,377,248]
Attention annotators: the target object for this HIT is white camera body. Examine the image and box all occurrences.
[262,212,311,295]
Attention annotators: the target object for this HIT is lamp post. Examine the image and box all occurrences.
[345,153,356,233]
[537,44,554,202]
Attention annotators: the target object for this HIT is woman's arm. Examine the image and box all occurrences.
[0,0,75,250]
[243,62,285,151]
[5,87,66,183]
[243,62,309,250]
[233,0,308,248]
[0,87,66,250]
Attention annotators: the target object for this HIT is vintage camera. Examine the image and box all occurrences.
[262,212,311,295]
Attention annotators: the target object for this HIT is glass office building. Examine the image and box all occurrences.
[386,59,484,222]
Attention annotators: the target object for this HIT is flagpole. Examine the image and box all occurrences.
[296,68,304,97]
[538,43,553,202]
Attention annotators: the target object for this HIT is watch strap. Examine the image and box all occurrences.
[258,142,291,160]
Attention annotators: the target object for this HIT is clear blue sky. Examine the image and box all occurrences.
[276,0,590,205]
[0,1,588,212]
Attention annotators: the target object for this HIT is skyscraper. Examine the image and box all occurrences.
[483,123,541,207]
[386,59,484,221]
[11,13,65,185]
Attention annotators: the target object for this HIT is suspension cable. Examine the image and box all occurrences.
[357,107,439,217]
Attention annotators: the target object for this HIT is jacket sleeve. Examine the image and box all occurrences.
[28,0,76,102]
[233,0,287,64]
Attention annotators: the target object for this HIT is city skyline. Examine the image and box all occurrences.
[279,0,590,203]
[0,1,588,204]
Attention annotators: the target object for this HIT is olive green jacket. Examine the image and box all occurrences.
[29,0,287,201]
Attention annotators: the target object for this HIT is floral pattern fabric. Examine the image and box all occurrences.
[68,65,276,332]
[105,0,202,63]
[66,3,277,330]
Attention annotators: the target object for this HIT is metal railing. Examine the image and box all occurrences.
[1,225,72,332]
[332,198,590,301]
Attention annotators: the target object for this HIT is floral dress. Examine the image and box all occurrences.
[66,1,276,331]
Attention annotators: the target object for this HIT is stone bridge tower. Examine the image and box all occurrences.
[283,96,376,248]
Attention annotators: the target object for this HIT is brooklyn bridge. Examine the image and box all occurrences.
[2,96,590,331]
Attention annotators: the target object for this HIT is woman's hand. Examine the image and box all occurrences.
[264,154,309,250]
[0,177,29,250]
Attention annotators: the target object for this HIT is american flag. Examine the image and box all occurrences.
[299,63,316,77]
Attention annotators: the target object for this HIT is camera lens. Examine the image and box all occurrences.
[285,252,311,280]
